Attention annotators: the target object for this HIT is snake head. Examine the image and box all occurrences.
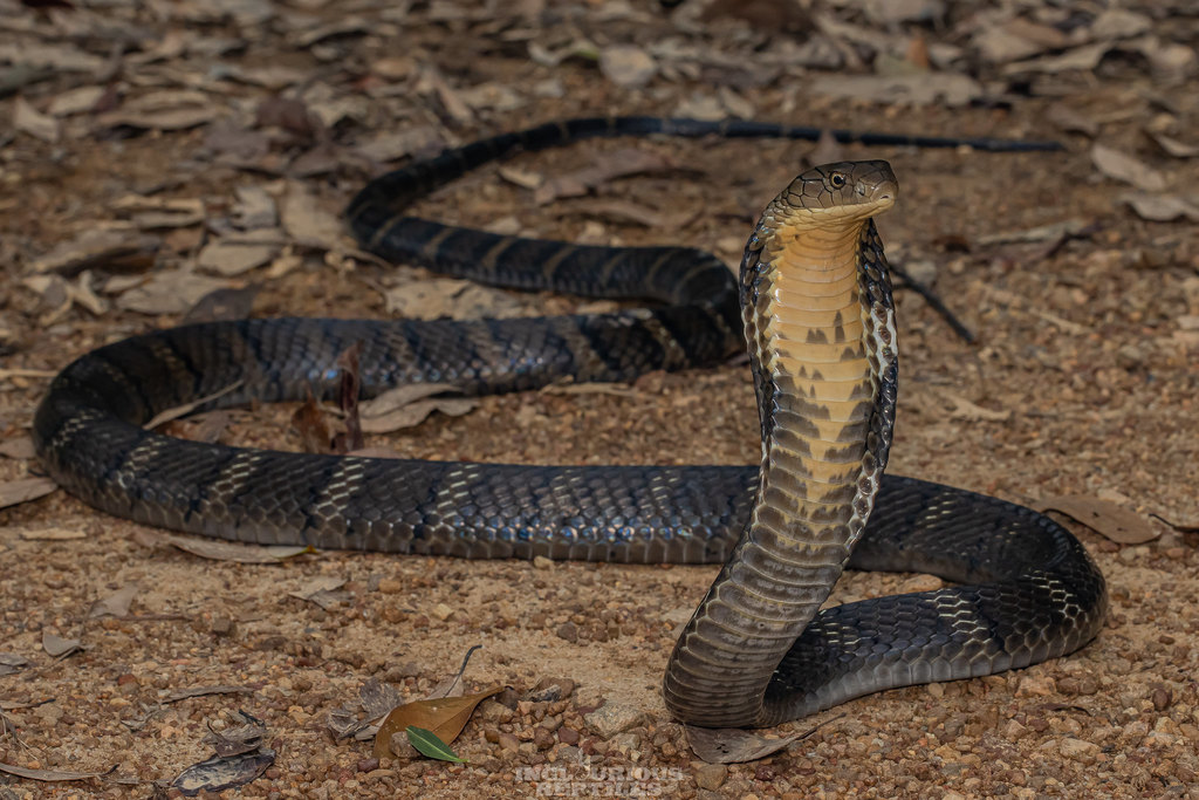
[761,160,898,236]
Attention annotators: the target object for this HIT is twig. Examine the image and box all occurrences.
[889,262,976,344]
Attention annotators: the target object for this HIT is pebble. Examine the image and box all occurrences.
[694,763,727,790]
[583,702,646,738]
[1015,674,1056,697]
[431,602,455,621]
[1059,737,1100,762]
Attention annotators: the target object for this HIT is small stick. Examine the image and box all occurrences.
[889,262,976,344]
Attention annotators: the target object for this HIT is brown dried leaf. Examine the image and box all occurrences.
[13,96,59,143]
[0,477,57,510]
[164,685,254,704]
[16,526,86,541]
[360,384,475,434]
[144,381,243,429]
[599,44,656,88]
[171,749,275,796]
[42,630,82,658]
[201,711,268,757]
[810,73,983,107]
[373,686,504,759]
[1146,131,1199,159]
[292,393,335,454]
[356,125,445,163]
[1034,495,1159,544]
[0,436,36,460]
[1090,144,1167,192]
[196,239,280,277]
[0,762,108,783]
[557,199,664,228]
[89,584,140,619]
[335,343,365,453]
[1119,191,1199,222]
[382,278,523,320]
[287,576,348,610]
[685,726,805,764]
[1046,104,1098,138]
[534,148,678,204]
[279,183,344,250]
[182,286,261,324]
[943,393,1010,422]
[132,529,311,563]
[30,228,160,276]
[116,269,235,315]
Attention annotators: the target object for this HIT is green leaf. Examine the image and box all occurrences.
[406,726,467,763]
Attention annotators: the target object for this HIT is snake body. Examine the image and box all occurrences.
[33,117,1106,728]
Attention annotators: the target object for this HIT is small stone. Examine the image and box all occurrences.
[1002,719,1029,741]
[529,677,576,702]
[211,617,236,637]
[497,732,520,753]
[558,727,580,745]
[584,702,646,738]
[377,578,404,594]
[1015,674,1056,698]
[1059,737,1100,763]
[694,763,727,790]
[532,555,554,570]
[555,621,579,643]
[431,603,455,621]
[599,45,656,88]
[533,726,555,750]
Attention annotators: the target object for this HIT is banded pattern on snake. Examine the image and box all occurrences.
[33,117,1106,728]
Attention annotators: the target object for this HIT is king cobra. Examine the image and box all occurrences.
[33,118,1107,728]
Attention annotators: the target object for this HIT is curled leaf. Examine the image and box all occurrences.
[1034,495,1158,544]
[373,685,504,759]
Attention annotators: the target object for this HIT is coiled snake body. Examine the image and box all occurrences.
[34,118,1107,728]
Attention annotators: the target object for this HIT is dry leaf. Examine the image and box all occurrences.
[13,96,58,142]
[1034,495,1159,544]
[685,726,805,764]
[42,631,82,658]
[164,686,254,704]
[144,381,243,429]
[89,584,140,619]
[534,148,678,204]
[810,73,983,107]
[279,183,344,250]
[0,477,57,510]
[30,229,160,276]
[17,526,86,541]
[599,44,656,88]
[171,750,275,796]
[0,436,36,460]
[1046,104,1098,138]
[1119,191,1199,222]
[943,393,1010,422]
[196,239,280,276]
[0,762,108,783]
[360,384,476,433]
[132,529,310,563]
[287,576,348,609]
[292,393,335,454]
[373,686,504,759]
[117,269,235,315]
[1090,144,1167,192]
[1146,131,1199,158]
[382,279,523,320]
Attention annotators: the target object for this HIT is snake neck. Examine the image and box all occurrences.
[663,217,897,728]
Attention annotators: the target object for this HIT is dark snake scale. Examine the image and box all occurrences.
[34,117,1107,728]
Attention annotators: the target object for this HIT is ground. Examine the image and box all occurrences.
[1,1,1198,798]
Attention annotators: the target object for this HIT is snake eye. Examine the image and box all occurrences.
[829,172,847,188]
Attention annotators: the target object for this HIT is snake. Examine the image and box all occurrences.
[33,117,1107,728]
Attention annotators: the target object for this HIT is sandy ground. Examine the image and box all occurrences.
[2,1,1198,798]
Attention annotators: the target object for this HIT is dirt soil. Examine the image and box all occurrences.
[2,1,1199,798]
